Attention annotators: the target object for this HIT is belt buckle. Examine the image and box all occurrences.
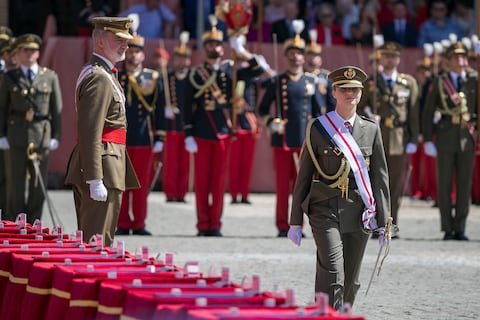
[451,115,460,125]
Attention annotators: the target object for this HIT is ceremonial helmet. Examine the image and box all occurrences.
[305,29,322,55]
[202,15,224,44]
[283,19,306,52]
[174,31,192,57]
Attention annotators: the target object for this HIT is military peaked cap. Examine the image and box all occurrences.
[378,41,401,56]
[15,33,42,50]
[445,42,468,58]
[92,17,134,40]
[328,66,368,88]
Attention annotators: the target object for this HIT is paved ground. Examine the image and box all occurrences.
[41,190,480,320]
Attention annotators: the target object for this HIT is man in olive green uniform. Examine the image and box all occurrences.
[423,42,477,241]
[0,34,62,223]
[358,42,419,236]
[288,66,391,310]
[65,17,139,246]
[0,26,14,215]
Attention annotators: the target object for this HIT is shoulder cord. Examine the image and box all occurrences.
[305,119,350,189]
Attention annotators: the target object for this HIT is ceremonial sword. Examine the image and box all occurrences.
[365,216,393,296]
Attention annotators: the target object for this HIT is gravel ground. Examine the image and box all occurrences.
[42,191,480,320]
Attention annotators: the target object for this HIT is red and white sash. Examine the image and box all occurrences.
[319,111,378,230]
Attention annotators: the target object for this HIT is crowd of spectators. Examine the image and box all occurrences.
[5,0,478,48]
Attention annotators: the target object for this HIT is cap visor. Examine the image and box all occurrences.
[116,32,134,40]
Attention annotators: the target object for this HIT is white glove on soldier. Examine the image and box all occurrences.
[405,142,417,154]
[185,136,198,153]
[270,120,285,134]
[164,106,175,120]
[153,141,163,153]
[49,138,59,151]
[229,36,246,55]
[287,225,302,246]
[424,141,437,157]
[256,55,271,71]
[0,137,10,150]
[87,179,108,202]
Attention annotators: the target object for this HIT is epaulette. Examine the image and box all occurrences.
[360,114,376,124]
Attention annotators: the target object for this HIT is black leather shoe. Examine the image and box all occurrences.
[443,231,454,240]
[115,228,130,235]
[132,228,152,236]
[197,230,208,236]
[231,198,239,204]
[176,198,186,203]
[166,198,176,202]
[208,229,223,237]
[277,230,288,237]
[454,232,469,241]
[241,198,252,204]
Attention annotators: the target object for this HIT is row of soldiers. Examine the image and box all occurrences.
[1,19,478,243]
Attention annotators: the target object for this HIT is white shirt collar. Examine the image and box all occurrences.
[21,63,39,76]
[335,111,356,125]
[382,71,398,83]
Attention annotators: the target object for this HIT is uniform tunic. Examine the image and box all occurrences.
[423,69,478,234]
[0,64,62,222]
[65,55,139,246]
[358,72,419,225]
[258,71,324,232]
[184,57,262,233]
[162,70,190,201]
[117,67,164,231]
[290,116,390,309]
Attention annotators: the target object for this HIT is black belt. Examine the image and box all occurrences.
[11,111,49,121]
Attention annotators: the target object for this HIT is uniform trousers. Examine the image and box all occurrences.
[437,148,474,233]
[273,147,301,231]
[163,131,190,201]
[73,183,122,247]
[194,137,231,231]
[4,146,49,223]
[386,154,407,225]
[228,130,256,201]
[118,146,155,230]
[308,193,369,310]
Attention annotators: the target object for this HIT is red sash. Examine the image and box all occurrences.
[102,128,126,145]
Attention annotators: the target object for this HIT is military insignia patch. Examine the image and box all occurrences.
[344,68,356,79]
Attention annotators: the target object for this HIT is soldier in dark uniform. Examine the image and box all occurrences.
[161,31,192,203]
[0,27,14,215]
[303,29,335,114]
[288,66,391,310]
[258,21,325,237]
[229,38,273,205]
[65,17,140,246]
[0,34,63,223]
[358,41,419,237]
[115,32,164,236]
[423,42,478,241]
[183,16,265,236]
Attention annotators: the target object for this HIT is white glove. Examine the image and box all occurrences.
[152,141,163,153]
[185,136,198,153]
[270,120,285,134]
[256,55,271,71]
[229,36,246,55]
[287,225,302,246]
[0,137,10,150]
[433,111,442,124]
[87,179,108,202]
[377,227,390,247]
[164,106,175,120]
[405,142,417,154]
[424,141,437,157]
[49,138,59,151]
